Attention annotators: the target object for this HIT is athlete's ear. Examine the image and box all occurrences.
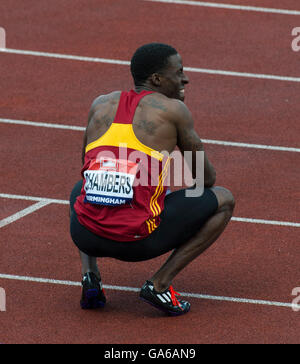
[151,73,162,87]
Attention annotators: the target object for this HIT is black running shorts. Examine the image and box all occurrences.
[70,180,218,262]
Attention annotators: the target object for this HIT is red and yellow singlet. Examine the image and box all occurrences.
[74,90,170,241]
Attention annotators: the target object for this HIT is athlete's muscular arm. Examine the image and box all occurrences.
[82,123,90,165]
[172,101,216,187]
[82,98,99,164]
[81,95,108,164]
[82,92,121,164]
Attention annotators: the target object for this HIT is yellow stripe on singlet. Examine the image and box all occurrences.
[149,158,170,217]
[146,217,158,234]
[146,158,170,233]
[146,220,151,234]
[85,123,164,161]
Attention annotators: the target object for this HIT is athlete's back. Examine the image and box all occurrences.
[75,90,183,241]
[83,90,183,162]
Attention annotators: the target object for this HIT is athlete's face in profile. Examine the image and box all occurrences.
[159,53,189,101]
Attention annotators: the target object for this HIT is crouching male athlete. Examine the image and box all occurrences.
[70,43,235,316]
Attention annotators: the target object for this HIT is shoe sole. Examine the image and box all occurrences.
[140,297,190,316]
[80,288,106,309]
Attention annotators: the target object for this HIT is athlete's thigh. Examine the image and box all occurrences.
[70,180,83,210]
[153,187,218,249]
[163,187,218,220]
[209,186,235,210]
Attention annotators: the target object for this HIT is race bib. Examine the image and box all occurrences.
[84,158,138,206]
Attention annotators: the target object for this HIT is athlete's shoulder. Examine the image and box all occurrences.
[91,91,122,109]
[143,92,190,115]
[169,97,191,116]
[152,93,193,125]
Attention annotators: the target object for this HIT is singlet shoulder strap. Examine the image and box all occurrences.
[113,90,154,124]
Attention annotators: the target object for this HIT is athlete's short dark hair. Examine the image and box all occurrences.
[130,43,178,86]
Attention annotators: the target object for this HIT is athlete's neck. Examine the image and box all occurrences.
[134,85,156,94]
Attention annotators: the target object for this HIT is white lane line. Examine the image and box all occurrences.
[0,117,85,131]
[1,48,300,83]
[201,138,300,153]
[1,118,299,153]
[0,201,50,228]
[0,47,130,65]
[231,217,300,228]
[0,193,69,205]
[0,193,299,228]
[184,66,300,83]
[144,0,300,16]
[0,273,298,310]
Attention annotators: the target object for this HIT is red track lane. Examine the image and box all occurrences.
[0,199,34,220]
[0,0,299,345]
[0,204,299,301]
[1,279,300,344]
[0,0,300,77]
[1,54,300,148]
[0,204,300,344]
[0,55,131,125]
[0,123,299,222]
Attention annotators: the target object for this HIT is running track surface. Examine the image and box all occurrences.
[0,0,299,344]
